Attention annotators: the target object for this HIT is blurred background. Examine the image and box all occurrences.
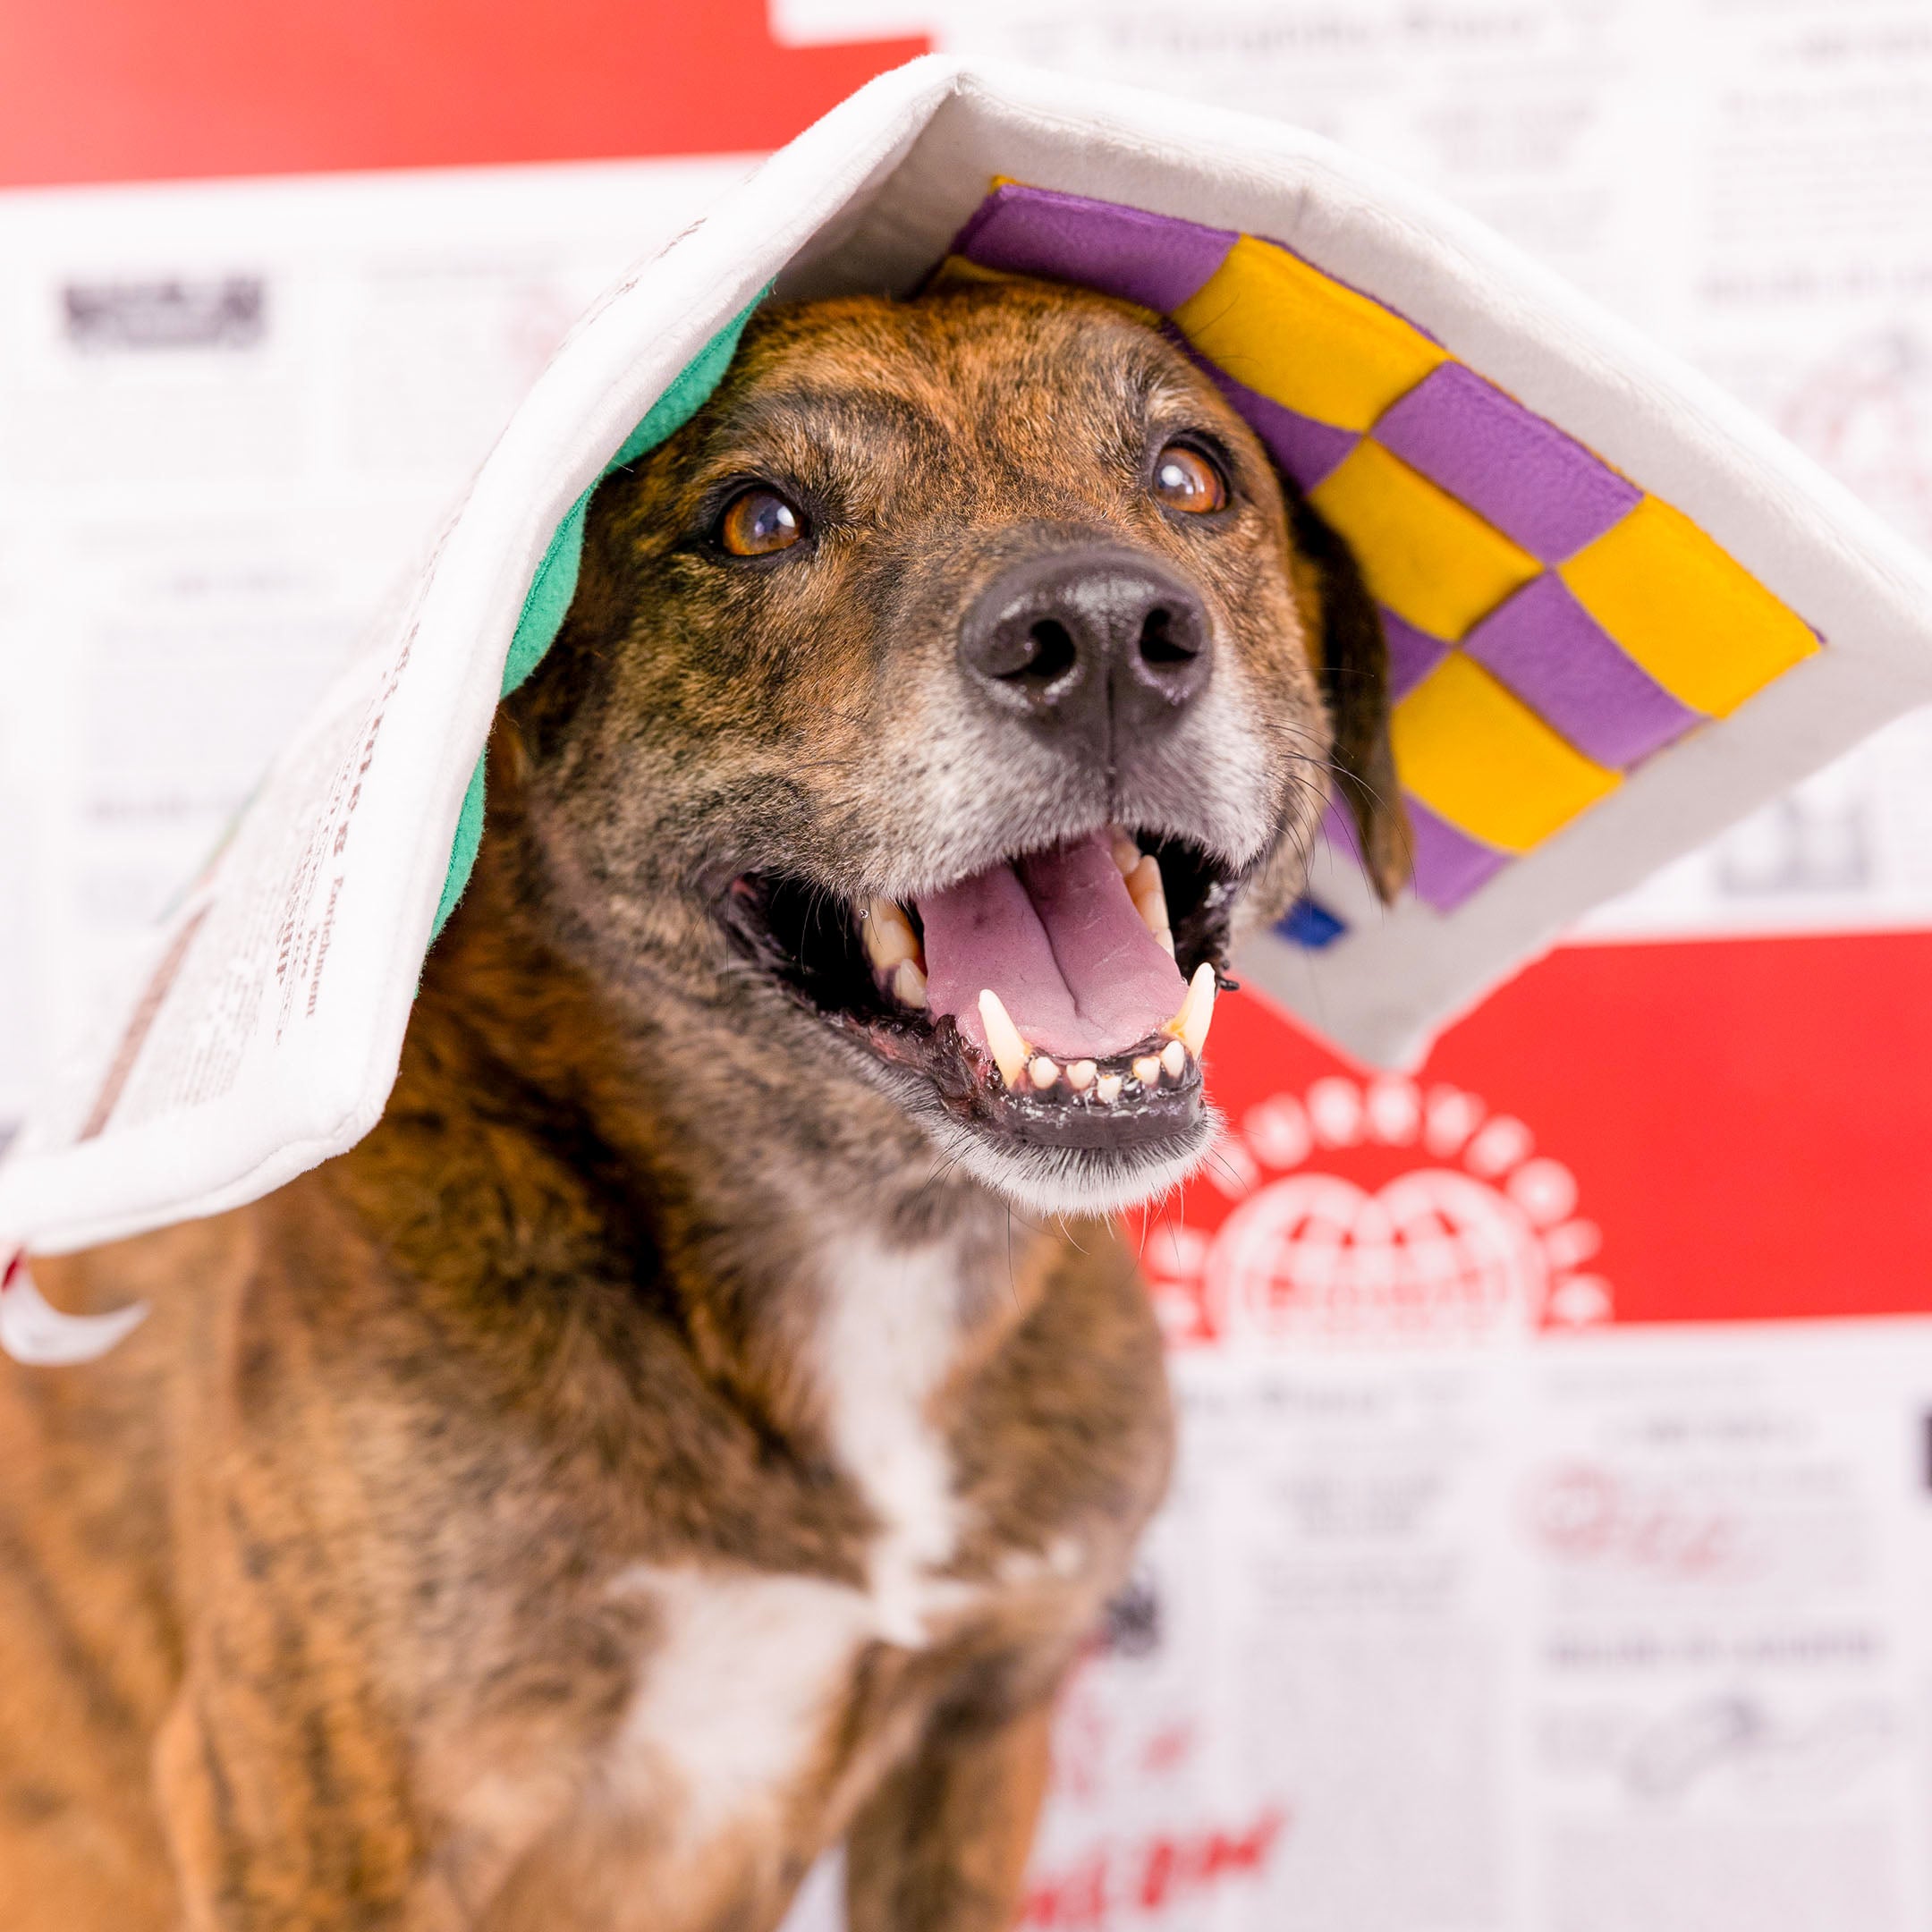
[4,2,1932,1927]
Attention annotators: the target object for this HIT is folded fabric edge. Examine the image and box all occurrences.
[428,293,769,945]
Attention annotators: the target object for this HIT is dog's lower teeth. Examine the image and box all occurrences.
[1066,1058,1097,1092]
[1160,1039,1187,1080]
[1131,1054,1163,1088]
[1165,962,1217,1055]
[1097,1073,1123,1104]
[978,988,1031,1090]
[1029,1055,1061,1091]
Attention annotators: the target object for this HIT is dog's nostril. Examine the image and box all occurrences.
[1138,606,1196,668]
[958,549,1213,740]
[1016,617,1078,683]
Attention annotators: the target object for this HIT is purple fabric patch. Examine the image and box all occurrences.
[952,183,1235,316]
[1464,574,1700,768]
[1204,363,1359,491]
[1329,779,1503,911]
[1380,608,1452,702]
[1320,794,1360,863]
[1407,797,1509,912]
[1371,363,1641,563]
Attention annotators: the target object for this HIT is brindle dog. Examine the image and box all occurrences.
[0,278,1407,1931]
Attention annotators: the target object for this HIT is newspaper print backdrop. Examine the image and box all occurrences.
[947,181,1824,927]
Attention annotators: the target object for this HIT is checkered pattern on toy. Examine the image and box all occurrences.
[947,182,1820,926]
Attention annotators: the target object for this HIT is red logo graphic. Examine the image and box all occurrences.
[1020,1809,1288,1928]
[1130,999,1610,1346]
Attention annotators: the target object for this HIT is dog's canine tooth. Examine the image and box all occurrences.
[1029,1055,1061,1091]
[1126,854,1169,941]
[978,989,1030,1089]
[1131,1054,1163,1089]
[1154,927,1176,958]
[893,960,928,1010]
[1109,827,1142,877]
[1160,1039,1187,1080]
[1066,1058,1097,1092]
[1165,962,1217,1056]
[1097,1073,1123,1104]
[861,897,920,973]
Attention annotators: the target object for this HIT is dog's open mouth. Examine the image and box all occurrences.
[721,829,1240,1153]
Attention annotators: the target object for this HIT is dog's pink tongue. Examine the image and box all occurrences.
[918,833,1186,1061]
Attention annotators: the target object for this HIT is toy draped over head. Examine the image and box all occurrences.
[4,55,1929,1277]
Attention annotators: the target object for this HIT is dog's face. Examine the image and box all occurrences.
[509,281,1406,1214]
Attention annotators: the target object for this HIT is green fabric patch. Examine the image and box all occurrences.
[429,297,764,943]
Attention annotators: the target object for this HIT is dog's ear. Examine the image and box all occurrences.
[1284,494,1413,903]
[919,255,1042,301]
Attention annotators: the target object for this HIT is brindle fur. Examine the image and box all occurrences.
[0,282,1405,1929]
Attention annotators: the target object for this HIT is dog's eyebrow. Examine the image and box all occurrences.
[1140,360,1224,418]
[714,382,945,456]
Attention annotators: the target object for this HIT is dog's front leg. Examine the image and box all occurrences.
[154,1667,455,1932]
[844,1682,1056,1932]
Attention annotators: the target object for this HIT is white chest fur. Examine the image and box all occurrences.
[813,1229,970,1647]
[612,1566,879,1852]
[608,1232,976,1852]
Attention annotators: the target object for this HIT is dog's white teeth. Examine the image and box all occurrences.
[862,897,921,973]
[1165,962,1217,1057]
[1096,1072,1124,1105]
[1029,1055,1062,1091]
[1160,1038,1187,1080]
[1131,1054,1163,1089]
[1110,826,1143,877]
[892,960,928,1010]
[1066,1058,1097,1092]
[979,989,1030,1090]
[1126,853,1171,946]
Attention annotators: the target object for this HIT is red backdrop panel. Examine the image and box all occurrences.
[0,0,926,185]
[1184,933,1932,1328]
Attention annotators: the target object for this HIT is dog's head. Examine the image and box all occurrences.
[504,280,1409,1215]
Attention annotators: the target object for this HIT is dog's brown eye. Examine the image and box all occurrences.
[717,487,804,556]
[1150,443,1228,514]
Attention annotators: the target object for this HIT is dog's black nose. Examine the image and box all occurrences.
[958,548,1214,753]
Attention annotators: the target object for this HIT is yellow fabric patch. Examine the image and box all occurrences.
[1394,653,1621,853]
[1560,497,1821,716]
[1309,441,1541,642]
[931,252,1021,287]
[1172,235,1446,431]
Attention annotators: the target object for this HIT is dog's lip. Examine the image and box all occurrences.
[843,1005,1213,1152]
[717,826,1237,1156]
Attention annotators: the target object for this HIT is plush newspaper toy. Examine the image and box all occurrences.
[4,55,1931,1360]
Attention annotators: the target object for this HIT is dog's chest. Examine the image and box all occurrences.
[813,1228,975,1643]
[607,1233,993,1844]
